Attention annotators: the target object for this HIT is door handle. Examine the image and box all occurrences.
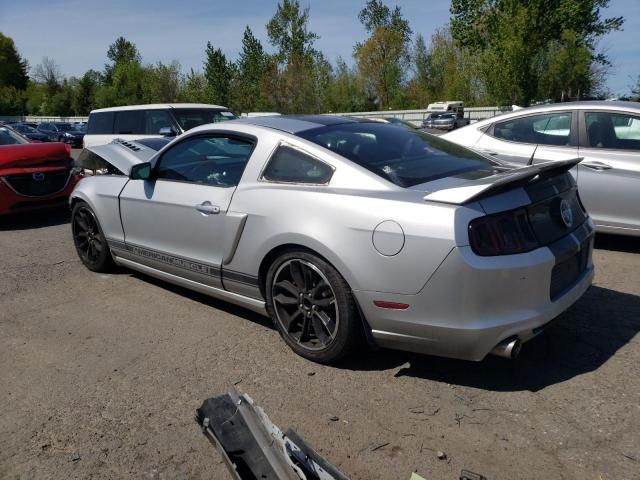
[581,161,612,171]
[195,201,220,214]
[480,149,498,156]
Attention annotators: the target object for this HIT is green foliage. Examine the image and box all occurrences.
[0,33,29,90]
[231,27,270,112]
[204,42,233,106]
[1,3,628,118]
[354,0,412,109]
[267,0,318,62]
[632,76,640,102]
[73,70,100,115]
[450,0,624,104]
[358,0,412,43]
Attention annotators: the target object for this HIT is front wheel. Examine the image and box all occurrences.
[266,251,361,363]
[71,201,115,272]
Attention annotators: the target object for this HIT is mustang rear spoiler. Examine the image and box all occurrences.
[423,157,582,205]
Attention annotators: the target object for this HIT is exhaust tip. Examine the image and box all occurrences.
[490,337,521,360]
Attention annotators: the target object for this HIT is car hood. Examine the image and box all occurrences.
[78,139,158,175]
[409,158,582,204]
[0,143,71,174]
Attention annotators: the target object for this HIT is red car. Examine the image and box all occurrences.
[0,126,82,216]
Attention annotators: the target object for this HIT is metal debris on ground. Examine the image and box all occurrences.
[196,391,349,480]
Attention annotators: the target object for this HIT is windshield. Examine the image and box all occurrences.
[298,122,498,187]
[172,108,238,131]
[55,123,73,131]
[14,125,37,133]
[0,127,30,145]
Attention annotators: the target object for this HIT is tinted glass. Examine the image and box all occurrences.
[144,110,173,134]
[114,111,144,134]
[172,109,237,131]
[156,135,253,187]
[55,123,73,131]
[298,122,498,187]
[494,112,572,146]
[262,145,333,184]
[0,127,29,145]
[585,112,640,150]
[87,112,115,134]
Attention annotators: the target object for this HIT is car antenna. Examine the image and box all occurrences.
[527,145,538,166]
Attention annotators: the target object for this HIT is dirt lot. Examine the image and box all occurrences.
[1,205,639,479]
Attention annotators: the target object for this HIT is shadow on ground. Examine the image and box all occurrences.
[129,271,275,331]
[122,264,640,392]
[594,233,640,254]
[343,285,640,392]
[0,208,70,231]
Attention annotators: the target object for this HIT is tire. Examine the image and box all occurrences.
[266,250,361,363]
[71,201,115,272]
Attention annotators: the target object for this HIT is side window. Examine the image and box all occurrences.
[87,112,114,134]
[585,112,640,150]
[494,112,572,146]
[114,111,144,134]
[156,135,253,187]
[262,145,333,184]
[144,110,173,135]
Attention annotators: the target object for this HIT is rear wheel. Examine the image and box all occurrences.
[266,251,361,363]
[71,201,114,272]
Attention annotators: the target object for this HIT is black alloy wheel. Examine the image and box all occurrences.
[71,202,114,272]
[266,251,361,363]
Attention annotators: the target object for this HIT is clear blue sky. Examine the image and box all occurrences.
[1,0,638,96]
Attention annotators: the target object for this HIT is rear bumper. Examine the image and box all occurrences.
[0,174,80,216]
[354,221,595,361]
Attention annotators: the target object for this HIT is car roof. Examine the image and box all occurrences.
[234,115,372,134]
[510,100,640,114]
[90,103,229,113]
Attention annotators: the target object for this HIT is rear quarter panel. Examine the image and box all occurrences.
[225,183,472,295]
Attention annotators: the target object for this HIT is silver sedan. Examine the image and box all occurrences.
[71,116,594,363]
[443,101,640,237]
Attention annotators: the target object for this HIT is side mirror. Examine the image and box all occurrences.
[130,162,152,180]
[159,126,177,137]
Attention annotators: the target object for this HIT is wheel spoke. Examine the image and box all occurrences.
[289,261,306,289]
[93,240,103,253]
[299,314,312,343]
[313,297,335,308]
[75,215,89,232]
[275,279,298,297]
[274,293,298,306]
[311,315,330,344]
[280,308,302,332]
[314,310,336,337]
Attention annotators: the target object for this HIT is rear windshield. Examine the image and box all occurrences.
[297,122,497,187]
[172,109,237,131]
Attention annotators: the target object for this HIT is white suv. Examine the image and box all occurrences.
[83,103,237,148]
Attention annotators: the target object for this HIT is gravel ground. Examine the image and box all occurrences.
[1,205,639,479]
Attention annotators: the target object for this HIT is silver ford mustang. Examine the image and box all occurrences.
[71,115,594,363]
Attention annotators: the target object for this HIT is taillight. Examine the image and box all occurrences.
[469,209,539,256]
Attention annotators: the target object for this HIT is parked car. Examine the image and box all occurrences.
[443,101,640,236]
[8,123,50,142]
[70,115,593,363]
[422,113,464,131]
[83,103,238,148]
[37,122,85,147]
[0,126,82,215]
